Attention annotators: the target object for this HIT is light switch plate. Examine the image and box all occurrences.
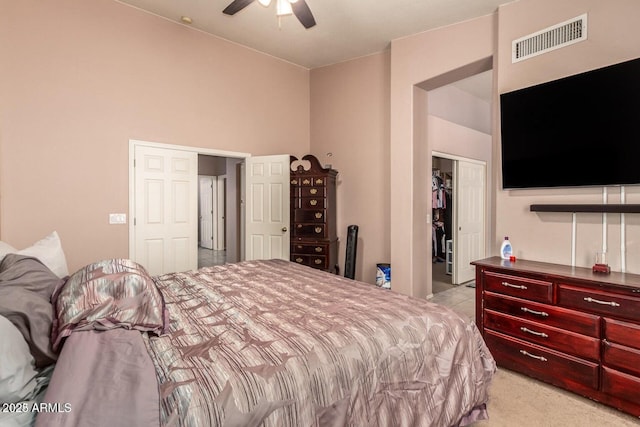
[109,213,127,224]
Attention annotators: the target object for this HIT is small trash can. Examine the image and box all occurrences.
[376,263,391,289]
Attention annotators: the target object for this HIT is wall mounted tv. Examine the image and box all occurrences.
[500,56,640,189]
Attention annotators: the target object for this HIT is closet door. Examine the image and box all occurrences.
[455,160,485,284]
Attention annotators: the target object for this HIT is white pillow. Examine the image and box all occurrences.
[0,315,37,404]
[0,241,17,264]
[16,231,69,278]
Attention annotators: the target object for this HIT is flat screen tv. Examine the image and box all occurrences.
[500,56,640,189]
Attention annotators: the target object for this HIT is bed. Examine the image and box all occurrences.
[1,246,495,426]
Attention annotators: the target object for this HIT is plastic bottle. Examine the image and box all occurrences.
[500,236,513,260]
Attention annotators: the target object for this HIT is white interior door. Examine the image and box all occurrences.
[244,155,290,261]
[133,145,198,276]
[216,176,226,250]
[198,176,214,250]
[454,160,486,284]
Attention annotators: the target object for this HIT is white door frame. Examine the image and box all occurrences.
[129,140,250,263]
[432,151,487,285]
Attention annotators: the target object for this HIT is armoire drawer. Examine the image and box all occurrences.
[483,271,553,303]
[604,317,640,349]
[484,330,599,393]
[301,198,327,209]
[291,243,328,255]
[293,223,326,237]
[300,187,326,197]
[558,284,640,322]
[484,310,600,361]
[484,291,600,337]
[294,209,326,223]
[291,254,327,269]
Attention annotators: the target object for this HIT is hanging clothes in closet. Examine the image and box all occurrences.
[432,173,447,262]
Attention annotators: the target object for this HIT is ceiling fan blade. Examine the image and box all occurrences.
[291,0,316,29]
[223,0,256,15]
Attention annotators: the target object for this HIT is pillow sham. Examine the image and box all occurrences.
[0,240,17,265]
[17,231,69,278]
[0,314,38,404]
[0,255,61,368]
[52,259,167,351]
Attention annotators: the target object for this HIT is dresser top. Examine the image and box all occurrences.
[472,256,640,290]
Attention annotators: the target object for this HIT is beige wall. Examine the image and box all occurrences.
[310,52,391,283]
[496,0,640,273]
[0,0,310,272]
[390,15,496,297]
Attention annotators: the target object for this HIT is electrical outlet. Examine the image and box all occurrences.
[109,213,127,224]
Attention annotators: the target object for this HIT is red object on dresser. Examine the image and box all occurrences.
[472,257,640,417]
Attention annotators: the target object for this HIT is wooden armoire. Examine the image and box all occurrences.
[290,155,338,273]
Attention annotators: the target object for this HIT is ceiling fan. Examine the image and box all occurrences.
[223,0,316,29]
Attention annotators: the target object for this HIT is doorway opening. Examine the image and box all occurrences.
[197,155,234,268]
[431,156,453,293]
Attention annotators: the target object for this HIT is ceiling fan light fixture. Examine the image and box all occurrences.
[257,0,271,6]
[276,0,293,16]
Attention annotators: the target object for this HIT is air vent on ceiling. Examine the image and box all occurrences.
[512,14,587,63]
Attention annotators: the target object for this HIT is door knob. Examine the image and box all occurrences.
[282,227,288,232]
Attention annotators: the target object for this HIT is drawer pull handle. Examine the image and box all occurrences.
[519,350,547,362]
[295,257,303,263]
[315,247,323,253]
[310,188,318,195]
[502,281,527,290]
[521,307,549,317]
[583,297,620,307]
[314,259,322,265]
[520,327,548,338]
[315,212,323,219]
[310,200,318,206]
[315,227,322,233]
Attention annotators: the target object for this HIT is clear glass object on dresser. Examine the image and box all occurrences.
[290,155,338,273]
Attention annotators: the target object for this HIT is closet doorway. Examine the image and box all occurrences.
[432,154,486,293]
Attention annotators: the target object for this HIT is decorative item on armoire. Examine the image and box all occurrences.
[290,155,338,273]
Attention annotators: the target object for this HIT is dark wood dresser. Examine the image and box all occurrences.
[472,257,640,418]
[290,155,338,273]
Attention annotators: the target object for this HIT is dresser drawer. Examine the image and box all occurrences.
[291,254,327,269]
[484,310,600,361]
[483,271,553,303]
[291,242,328,255]
[294,209,326,223]
[558,284,640,322]
[604,318,640,349]
[603,341,640,377]
[484,291,600,337]
[602,367,640,406]
[484,330,599,393]
[293,223,326,237]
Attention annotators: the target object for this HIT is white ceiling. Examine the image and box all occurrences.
[116,0,514,69]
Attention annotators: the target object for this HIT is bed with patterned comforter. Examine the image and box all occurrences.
[35,258,495,427]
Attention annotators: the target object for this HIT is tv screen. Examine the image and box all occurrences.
[500,56,640,189]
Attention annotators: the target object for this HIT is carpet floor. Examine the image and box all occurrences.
[472,368,640,426]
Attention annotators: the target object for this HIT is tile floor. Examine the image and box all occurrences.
[198,247,226,268]
[430,261,476,321]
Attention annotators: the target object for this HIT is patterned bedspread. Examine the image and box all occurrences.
[144,259,495,427]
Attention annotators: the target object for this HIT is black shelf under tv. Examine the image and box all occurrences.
[530,204,640,213]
